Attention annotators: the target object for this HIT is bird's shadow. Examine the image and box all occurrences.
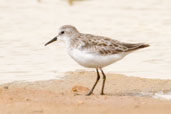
[74,91,155,98]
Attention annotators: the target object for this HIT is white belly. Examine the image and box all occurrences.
[68,49,128,68]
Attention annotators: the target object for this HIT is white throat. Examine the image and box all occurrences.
[60,36,73,49]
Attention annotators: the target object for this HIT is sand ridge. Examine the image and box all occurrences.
[0,71,171,114]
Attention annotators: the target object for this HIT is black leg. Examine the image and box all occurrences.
[86,68,100,96]
[100,68,106,95]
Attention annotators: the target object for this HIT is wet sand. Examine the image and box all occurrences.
[1,71,171,114]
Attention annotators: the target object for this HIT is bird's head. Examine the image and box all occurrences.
[45,25,79,46]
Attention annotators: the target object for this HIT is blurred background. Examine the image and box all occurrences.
[0,0,171,84]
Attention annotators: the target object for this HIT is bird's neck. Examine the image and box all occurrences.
[63,34,81,50]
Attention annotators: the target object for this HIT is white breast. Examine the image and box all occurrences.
[68,48,128,68]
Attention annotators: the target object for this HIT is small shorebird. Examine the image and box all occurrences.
[45,25,149,95]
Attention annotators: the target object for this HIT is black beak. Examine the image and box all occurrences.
[44,36,57,46]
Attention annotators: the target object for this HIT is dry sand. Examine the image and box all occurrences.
[1,0,171,113]
[1,70,171,114]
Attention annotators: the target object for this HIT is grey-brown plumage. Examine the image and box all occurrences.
[45,25,150,96]
[70,33,150,55]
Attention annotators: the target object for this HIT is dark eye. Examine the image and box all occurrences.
[61,31,65,34]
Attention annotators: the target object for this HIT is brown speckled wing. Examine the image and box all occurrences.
[78,34,129,55]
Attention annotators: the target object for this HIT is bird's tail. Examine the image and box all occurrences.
[136,43,150,49]
[123,43,150,51]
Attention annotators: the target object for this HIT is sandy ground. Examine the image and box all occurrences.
[0,0,171,113]
[1,71,171,114]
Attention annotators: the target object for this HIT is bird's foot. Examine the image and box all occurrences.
[86,91,93,96]
[100,92,105,95]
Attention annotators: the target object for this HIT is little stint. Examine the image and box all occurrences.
[45,25,149,95]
